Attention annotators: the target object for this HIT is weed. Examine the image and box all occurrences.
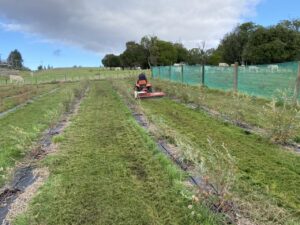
[262,91,300,144]
[52,135,65,143]
[62,90,74,112]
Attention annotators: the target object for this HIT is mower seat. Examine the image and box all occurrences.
[136,80,152,92]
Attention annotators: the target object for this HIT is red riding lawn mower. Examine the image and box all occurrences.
[134,77,165,99]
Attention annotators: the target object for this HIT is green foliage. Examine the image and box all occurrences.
[219,19,300,64]
[101,54,121,67]
[7,49,23,69]
[156,40,178,65]
[120,41,148,68]
[102,19,300,68]
[174,43,189,63]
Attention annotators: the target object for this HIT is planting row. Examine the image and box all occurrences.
[152,79,300,144]
[0,82,87,187]
[0,84,61,113]
[113,79,300,224]
[13,81,219,225]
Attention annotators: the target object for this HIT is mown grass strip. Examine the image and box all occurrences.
[140,98,300,217]
[14,81,219,225]
[0,83,80,187]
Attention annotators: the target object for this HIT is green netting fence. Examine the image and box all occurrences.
[152,61,300,101]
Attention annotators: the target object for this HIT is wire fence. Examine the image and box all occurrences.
[152,61,300,101]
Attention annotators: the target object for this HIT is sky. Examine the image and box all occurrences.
[0,0,299,70]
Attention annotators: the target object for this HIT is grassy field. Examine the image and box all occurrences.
[0,84,60,113]
[1,70,299,225]
[151,79,300,142]
[140,98,300,223]
[0,82,83,186]
[110,78,300,224]
[14,81,219,225]
[0,68,150,85]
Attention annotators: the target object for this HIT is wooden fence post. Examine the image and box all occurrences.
[233,62,238,92]
[158,66,161,79]
[294,61,300,103]
[201,64,205,86]
[181,65,184,84]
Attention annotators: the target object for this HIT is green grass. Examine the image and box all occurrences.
[151,79,300,141]
[14,81,219,225]
[1,68,150,85]
[139,98,300,221]
[15,68,150,85]
[0,84,60,113]
[0,82,81,187]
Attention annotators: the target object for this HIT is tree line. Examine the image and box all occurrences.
[102,19,300,68]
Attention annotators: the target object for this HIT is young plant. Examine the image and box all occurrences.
[262,91,300,144]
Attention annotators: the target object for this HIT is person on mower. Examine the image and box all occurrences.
[135,73,152,92]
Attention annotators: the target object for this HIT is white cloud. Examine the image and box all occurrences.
[0,0,260,53]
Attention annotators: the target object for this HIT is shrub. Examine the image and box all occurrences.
[262,91,300,144]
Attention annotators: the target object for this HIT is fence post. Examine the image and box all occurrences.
[169,65,172,80]
[201,64,205,86]
[294,61,300,103]
[158,66,161,79]
[233,62,238,92]
[181,65,184,84]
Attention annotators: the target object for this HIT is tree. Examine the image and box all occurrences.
[102,54,121,67]
[244,24,300,64]
[207,48,222,65]
[37,65,43,71]
[173,43,189,63]
[140,36,160,67]
[156,40,177,66]
[279,19,300,32]
[219,22,258,64]
[120,41,147,68]
[7,49,23,69]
